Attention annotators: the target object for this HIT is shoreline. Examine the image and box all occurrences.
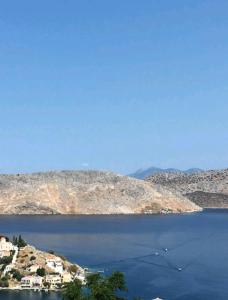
[0,210,203,217]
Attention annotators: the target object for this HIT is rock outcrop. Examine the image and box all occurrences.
[146,169,228,208]
[0,171,200,214]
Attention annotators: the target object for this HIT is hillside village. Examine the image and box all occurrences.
[0,235,85,291]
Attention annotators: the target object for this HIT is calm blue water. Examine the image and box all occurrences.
[0,209,228,300]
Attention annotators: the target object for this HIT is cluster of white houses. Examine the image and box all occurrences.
[0,235,85,290]
[21,255,85,289]
[21,271,74,289]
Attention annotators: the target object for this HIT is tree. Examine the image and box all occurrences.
[0,275,10,288]
[36,267,46,277]
[107,271,127,292]
[62,271,142,300]
[12,235,27,247]
[18,235,27,248]
[0,255,13,265]
[87,271,127,300]
[12,236,18,246]
[11,269,23,281]
[62,278,85,300]
[0,279,9,288]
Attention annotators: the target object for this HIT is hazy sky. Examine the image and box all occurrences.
[0,1,228,174]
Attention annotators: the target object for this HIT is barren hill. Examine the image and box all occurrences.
[146,169,228,208]
[0,171,200,214]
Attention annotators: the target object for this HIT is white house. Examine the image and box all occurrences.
[46,256,63,274]
[33,276,43,287]
[61,271,72,283]
[21,276,33,289]
[21,275,43,289]
[0,235,16,258]
[45,274,61,288]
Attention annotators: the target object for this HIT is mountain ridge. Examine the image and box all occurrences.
[129,167,203,179]
[0,170,201,215]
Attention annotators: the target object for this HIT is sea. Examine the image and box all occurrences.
[0,209,228,300]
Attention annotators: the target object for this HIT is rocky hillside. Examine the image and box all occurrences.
[0,171,200,214]
[146,169,228,208]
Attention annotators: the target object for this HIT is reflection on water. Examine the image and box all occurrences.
[0,210,228,299]
[0,290,60,299]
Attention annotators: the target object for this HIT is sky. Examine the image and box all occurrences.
[0,0,228,174]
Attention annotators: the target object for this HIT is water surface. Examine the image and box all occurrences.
[0,209,228,299]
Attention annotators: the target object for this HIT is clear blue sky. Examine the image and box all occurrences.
[0,0,228,174]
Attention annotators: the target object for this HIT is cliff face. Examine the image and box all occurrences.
[0,171,200,214]
[146,169,228,208]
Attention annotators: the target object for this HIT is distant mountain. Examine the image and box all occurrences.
[129,167,203,179]
[0,170,200,215]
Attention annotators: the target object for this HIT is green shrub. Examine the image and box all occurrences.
[0,279,9,287]
[0,275,9,288]
[12,235,27,248]
[11,269,23,281]
[0,255,13,265]
[36,268,46,277]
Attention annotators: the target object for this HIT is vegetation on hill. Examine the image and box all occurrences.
[12,235,27,248]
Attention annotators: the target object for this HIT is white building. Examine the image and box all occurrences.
[0,235,16,258]
[21,276,43,289]
[45,274,61,288]
[61,271,72,283]
[46,256,63,274]
[33,276,43,287]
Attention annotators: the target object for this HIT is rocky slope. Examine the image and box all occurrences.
[146,169,228,208]
[0,171,200,214]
